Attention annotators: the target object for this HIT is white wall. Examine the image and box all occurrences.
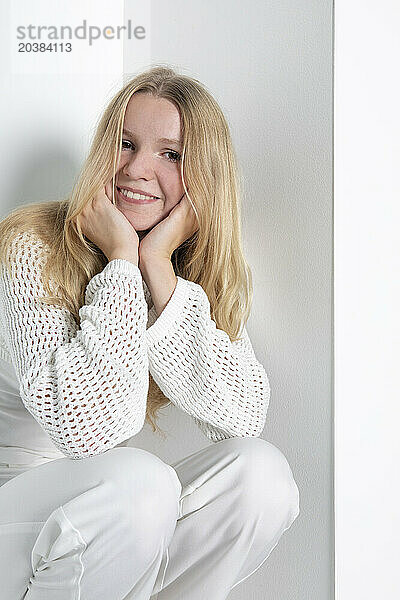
[334,2,400,598]
[126,2,333,599]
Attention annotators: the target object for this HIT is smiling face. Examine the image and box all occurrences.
[112,92,185,237]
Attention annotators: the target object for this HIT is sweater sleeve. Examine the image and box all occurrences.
[145,276,271,441]
[0,230,149,459]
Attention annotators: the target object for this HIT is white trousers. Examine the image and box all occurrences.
[0,437,300,600]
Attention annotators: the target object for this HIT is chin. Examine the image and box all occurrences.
[124,217,156,234]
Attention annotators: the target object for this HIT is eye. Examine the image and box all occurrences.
[164,150,181,163]
[121,139,133,150]
[120,140,181,162]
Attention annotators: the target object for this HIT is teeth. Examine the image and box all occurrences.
[119,188,157,200]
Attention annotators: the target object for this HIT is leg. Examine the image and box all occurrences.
[0,447,181,600]
[150,437,300,600]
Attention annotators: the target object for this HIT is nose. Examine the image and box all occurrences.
[121,149,154,180]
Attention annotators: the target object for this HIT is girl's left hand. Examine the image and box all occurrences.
[138,194,199,262]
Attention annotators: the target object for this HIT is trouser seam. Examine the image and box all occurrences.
[58,505,87,600]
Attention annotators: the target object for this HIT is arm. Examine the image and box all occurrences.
[0,230,149,459]
[141,258,271,441]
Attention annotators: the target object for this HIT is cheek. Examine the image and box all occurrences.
[170,174,185,197]
[117,158,127,172]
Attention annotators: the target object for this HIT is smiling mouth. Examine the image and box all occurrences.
[116,188,161,205]
[117,187,160,200]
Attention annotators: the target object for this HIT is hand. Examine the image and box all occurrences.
[74,181,139,264]
[138,194,199,263]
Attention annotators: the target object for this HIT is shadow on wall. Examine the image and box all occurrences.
[1,141,80,218]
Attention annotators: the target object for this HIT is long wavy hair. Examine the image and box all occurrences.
[0,65,253,436]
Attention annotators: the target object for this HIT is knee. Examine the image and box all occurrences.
[220,437,300,526]
[104,447,182,501]
[82,446,182,544]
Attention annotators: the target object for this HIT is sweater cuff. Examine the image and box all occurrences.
[145,276,190,347]
[105,258,141,278]
[84,259,143,304]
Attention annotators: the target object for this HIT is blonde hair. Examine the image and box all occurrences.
[0,65,253,436]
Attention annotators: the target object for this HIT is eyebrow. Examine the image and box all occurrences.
[122,128,183,148]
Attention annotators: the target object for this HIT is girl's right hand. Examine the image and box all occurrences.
[75,181,139,264]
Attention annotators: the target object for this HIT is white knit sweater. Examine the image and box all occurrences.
[0,229,270,460]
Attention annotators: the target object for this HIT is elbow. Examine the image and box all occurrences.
[49,407,147,461]
[62,379,149,459]
[250,414,267,438]
[252,385,270,438]
[236,385,270,439]
[56,425,145,460]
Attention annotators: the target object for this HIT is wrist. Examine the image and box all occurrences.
[138,257,177,317]
[108,251,138,266]
[139,250,171,265]
[139,253,171,273]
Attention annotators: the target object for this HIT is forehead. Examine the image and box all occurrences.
[123,93,182,140]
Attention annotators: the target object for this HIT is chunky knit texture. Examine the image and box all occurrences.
[0,229,270,460]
